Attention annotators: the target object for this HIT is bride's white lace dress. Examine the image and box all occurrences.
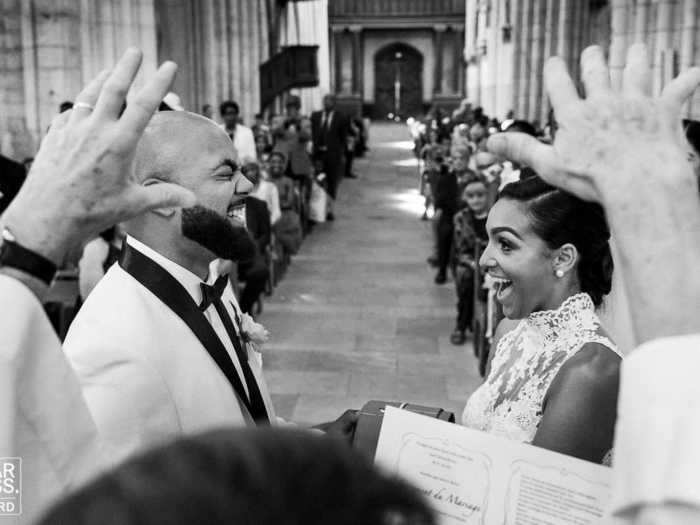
[463,293,621,452]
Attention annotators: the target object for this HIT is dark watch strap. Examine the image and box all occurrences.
[0,228,57,285]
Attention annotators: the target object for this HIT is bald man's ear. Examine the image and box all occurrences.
[142,178,181,217]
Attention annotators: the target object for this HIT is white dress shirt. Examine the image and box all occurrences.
[219,123,257,162]
[610,334,700,519]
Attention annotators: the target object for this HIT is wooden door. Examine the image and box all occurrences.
[373,44,423,120]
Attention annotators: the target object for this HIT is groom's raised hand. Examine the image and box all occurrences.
[2,48,196,274]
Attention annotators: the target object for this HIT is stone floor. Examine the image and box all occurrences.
[259,123,483,425]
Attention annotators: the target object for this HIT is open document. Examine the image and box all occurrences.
[375,407,613,525]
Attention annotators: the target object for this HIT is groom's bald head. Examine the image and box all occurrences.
[132,111,236,186]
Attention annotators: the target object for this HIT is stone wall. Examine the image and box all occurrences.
[0,0,269,161]
[465,0,700,123]
[0,0,158,161]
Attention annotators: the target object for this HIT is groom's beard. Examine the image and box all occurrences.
[181,205,256,263]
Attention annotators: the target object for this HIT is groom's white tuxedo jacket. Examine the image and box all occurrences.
[63,237,276,466]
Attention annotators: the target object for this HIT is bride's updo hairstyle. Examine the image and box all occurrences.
[499,174,613,307]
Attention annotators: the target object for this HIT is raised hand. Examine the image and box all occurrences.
[1,48,196,267]
[488,43,700,346]
[487,44,700,205]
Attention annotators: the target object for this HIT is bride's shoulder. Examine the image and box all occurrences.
[549,342,621,400]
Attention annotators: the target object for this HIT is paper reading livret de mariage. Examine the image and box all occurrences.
[375,407,613,525]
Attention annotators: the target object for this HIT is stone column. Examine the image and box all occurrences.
[464,0,477,57]
[540,0,556,124]
[475,1,488,107]
[0,0,35,159]
[635,0,650,42]
[680,0,699,116]
[654,0,674,96]
[511,0,523,114]
[543,0,556,60]
[453,25,465,95]
[23,0,83,146]
[517,0,533,118]
[433,24,447,95]
[81,0,158,94]
[332,26,344,94]
[349,25,362,95]
[556,0,571,62]
[485,1,499,114]
[528,0,546,123]
[464,0,481,105]
[608,0,629,89]
[579,0,591,55]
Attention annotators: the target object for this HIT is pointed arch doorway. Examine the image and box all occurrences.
[373,43,423,120]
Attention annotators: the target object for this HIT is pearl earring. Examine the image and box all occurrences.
[555,269,564,278]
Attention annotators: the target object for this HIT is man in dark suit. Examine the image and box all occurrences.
[311,94,348,221]
[0,154,27,214]
[238,166,272,315]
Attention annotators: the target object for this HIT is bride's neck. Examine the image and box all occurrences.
[535,282,582,314]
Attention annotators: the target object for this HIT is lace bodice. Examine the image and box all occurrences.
[462,293,620,445]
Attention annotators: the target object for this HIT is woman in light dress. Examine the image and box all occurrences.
[463,175,622,464]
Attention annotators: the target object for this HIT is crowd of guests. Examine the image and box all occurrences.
[1,43,700,525]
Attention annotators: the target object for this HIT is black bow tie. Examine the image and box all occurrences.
[199,275,229,311]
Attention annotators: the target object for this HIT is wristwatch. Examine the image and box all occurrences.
[0,227,57,285]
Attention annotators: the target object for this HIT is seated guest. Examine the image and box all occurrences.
[239,168,272,315]
[419,129,448,222]
[432,161,459,284]
[267,151,303,254]
[245,159,281,225]
[38,429,436,525]
[289,117,315,229]
[450,173,491,345]
[267,151,297,212]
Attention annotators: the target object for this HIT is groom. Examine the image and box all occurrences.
[64,111,352,465]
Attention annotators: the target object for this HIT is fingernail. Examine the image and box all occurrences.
[158,61,178,74]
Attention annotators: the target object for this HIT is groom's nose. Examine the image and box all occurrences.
[233,172,254,196]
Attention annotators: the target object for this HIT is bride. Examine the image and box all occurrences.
[463,174,621,464]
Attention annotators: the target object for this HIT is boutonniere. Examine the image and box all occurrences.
[239,312,271,347]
